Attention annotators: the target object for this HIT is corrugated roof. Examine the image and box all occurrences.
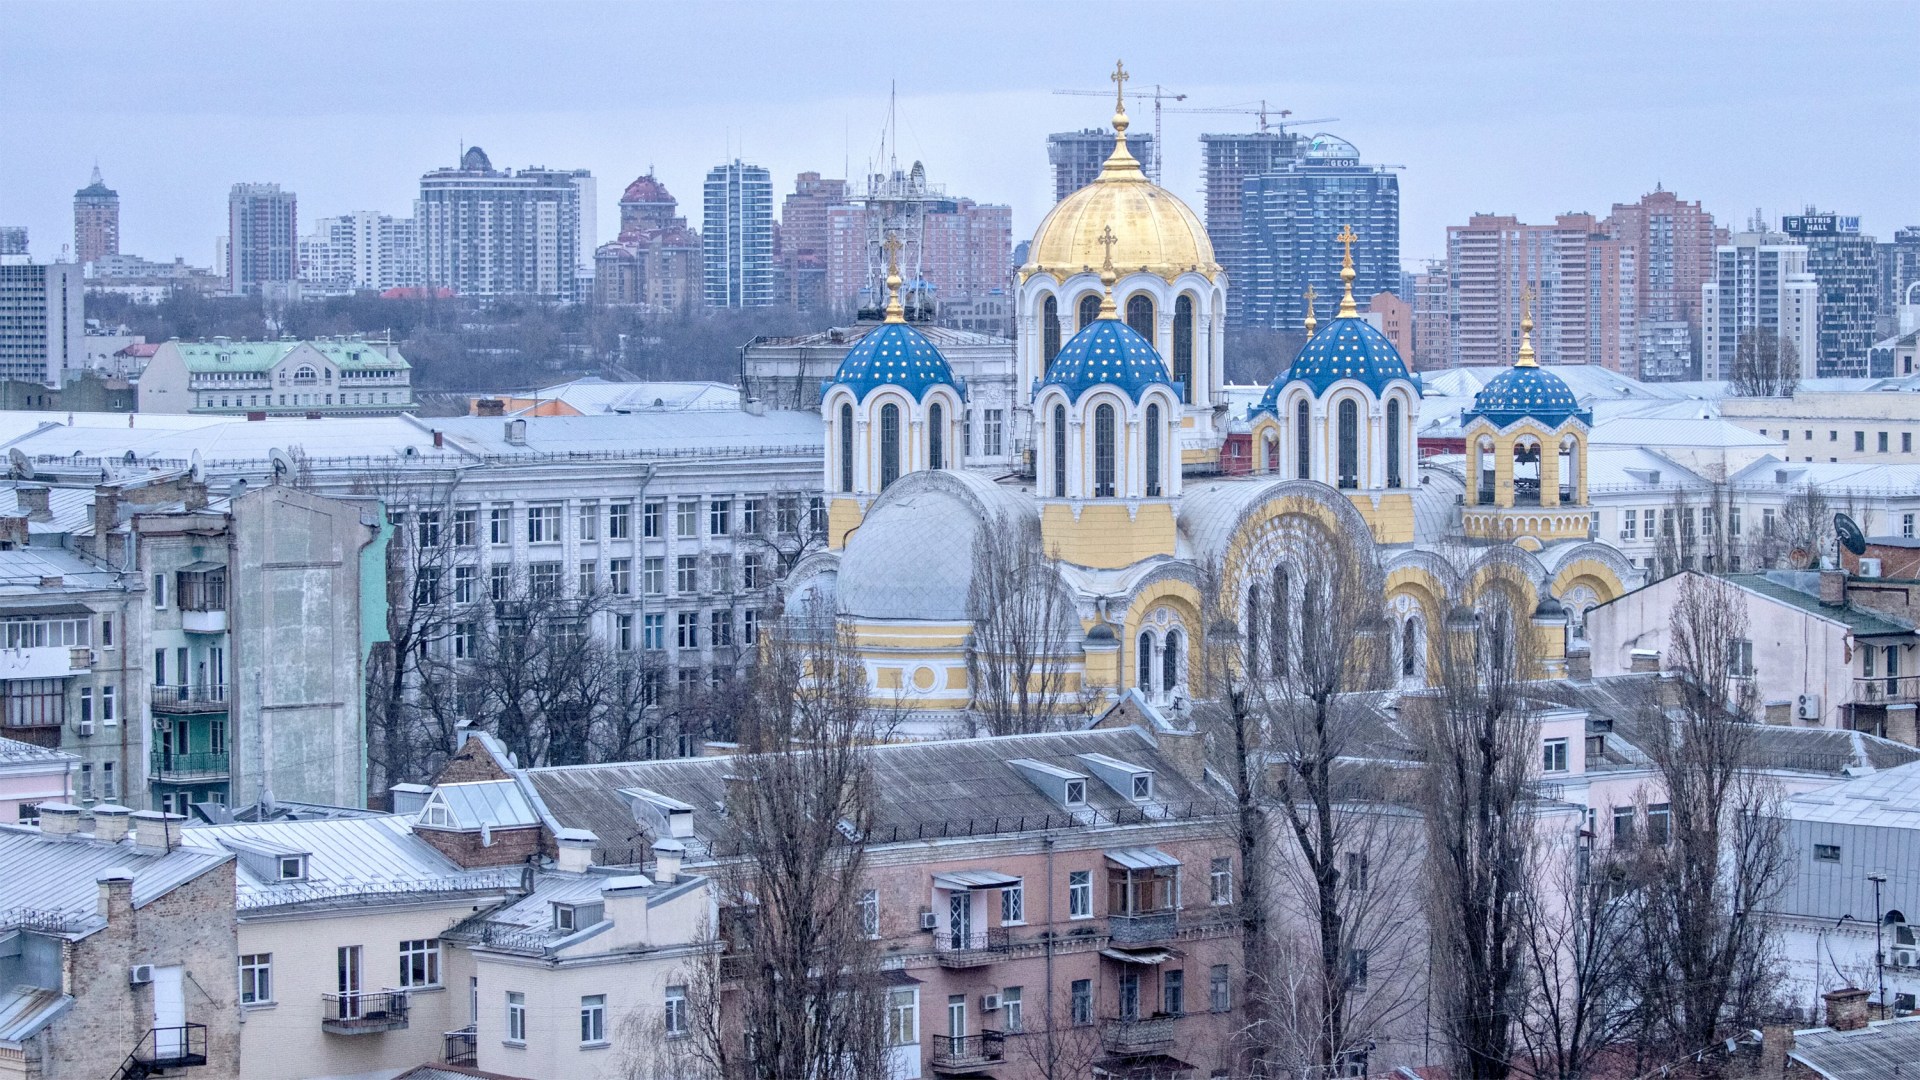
[1789,1015,1920,1079]
[0,734,76,767]
[0,825,231,929]
[182,815,519,910]
[0,985,72,1042]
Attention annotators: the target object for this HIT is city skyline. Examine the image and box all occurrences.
[3,1,1916,271]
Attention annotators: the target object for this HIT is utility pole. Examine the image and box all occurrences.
[1870,872,1889,1015]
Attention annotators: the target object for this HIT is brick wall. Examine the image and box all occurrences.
[416,824,544,869]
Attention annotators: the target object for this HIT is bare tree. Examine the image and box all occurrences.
[1728,331,1799,398]
[1633,573,1789,1070]
[1416,575,1543,1080]
[1010,1002,1108,1080]
[614,945,724,1080]
[1517,829,1644,1079]
[1776,482,1833,569]
[712,609,893,1080]
[966,509,1078,735]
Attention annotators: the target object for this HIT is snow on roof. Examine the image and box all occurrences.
[1781,759,1920,829]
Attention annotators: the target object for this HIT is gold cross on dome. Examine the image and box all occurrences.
[1097,225,1118,270]
[1336,223,1358,258]
[882,231,903,272]
[1111,60,1130,110]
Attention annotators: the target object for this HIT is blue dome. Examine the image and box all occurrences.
[1462,364,1592,430]
[1041,317,1173,402]
[829,321,958,401]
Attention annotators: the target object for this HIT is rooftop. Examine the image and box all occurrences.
[1779,759,1920,828]
[0,823,232,936]
[1789,1014,1920,1079]
[182,814,520,911]
[1729,571,1916,637]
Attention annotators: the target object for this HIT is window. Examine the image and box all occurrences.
[1906,513,1916,539]
[1210,857,1233,905]
[1137,631,1154,690]
[152,572,167,608]
[644,557,664,595]
[709,554,732,594]
[578,561,596,596]
[676,556,699,594]
[1078,293,1100,329]
[887,989,918,1045]
[1336,399,1359,488]
[1093,403,1116,497]
[489,564,511,602]
[1210,964,1231,1012]
[1146,404,1162,497]
[277,855,306,881]
[1543,738,1570,774]
[1131,773,1152,801]
[1064,778,1086,806]
[453,509,477,546]
[676,500,699,537]
[1386,398,1402,487]
[1042,296,1062,368]
[1763,507,1777,536]
[1814,843,1841,862]
[399,939,441,988]
[1660,508,1675,538]
[1052,404,1068,497]
[506,991,526,1044]
[742,609,759,645]
[857,889,880,938]
[1856,431,1866,452]
[1726,637,1755,677]
[1126,293,1153,338]
[1069,870,1093,918]
[810,496,826,535]
[742,553,761,591]
[676,612,699,649]
[1003,985,1023,1033]
[643,614,664,650]
[1347,948,1370,991]
[665,985,688,1038]
[641,501,662,538]
[742,498,762,535]
[1001,880,1025,924]
[609,558,631,595]
[1173,294,1194,402]
[1070,979,1093,1026]
[453,565,475,604]
[1613,805,1635,845]
[554,904,578,932]
[528,562,561,599]
[839,403,855,491]
[100,616,112,648]
[102,762,114,799]
[239,954,272,1005]
[930,402,945,470]
[1730,506,1743,535]
[1647,803,1671,846]
[710,610,733,648]
[1906,433,1914,453]
[1831,430,1839,442]
[1162,628,1181,693]
[526,504,560,543]
[709,498,731,536]
[982,409,1004,457]
[1164,969,1185,1016]
[1297,399,1312,481]
[1620,511,1637,540]
[454,622,477,659]
[616,614,633,651]
[489,507,511,545]
[1880,432,1890,453]
[80,763,92,801]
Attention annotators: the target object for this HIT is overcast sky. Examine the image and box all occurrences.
[3,1,1916,269]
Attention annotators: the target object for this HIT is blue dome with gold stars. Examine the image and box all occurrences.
[830,321,959,402]
[1042,317,1174,403]
[1252,316,1417,417]
[1463,364,1592,430]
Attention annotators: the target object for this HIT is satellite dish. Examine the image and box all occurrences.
[189,449,205,483]
[7,448,32,480]
[1836,513,1868,556]
[269,447,295,480]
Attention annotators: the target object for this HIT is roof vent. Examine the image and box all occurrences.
[505,418,527,446]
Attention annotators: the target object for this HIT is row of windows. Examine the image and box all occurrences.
[1039,292,1199,404]
[426,553,770,606]
[411,496,824,548]
[1760,427,1915,454]
[838,408,1007,493]
[1264,398,1407,489]
[887,964,1235,1047]
[237,940,442,1007]
[500,984,688,1047]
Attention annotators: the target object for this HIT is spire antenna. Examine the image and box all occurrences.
[1335,223,1360,318]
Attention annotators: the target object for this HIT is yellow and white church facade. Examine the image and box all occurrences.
[785,74,1639,726]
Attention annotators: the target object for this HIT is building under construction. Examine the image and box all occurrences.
[1046,129,1156,202]
[1200,130,1303,318]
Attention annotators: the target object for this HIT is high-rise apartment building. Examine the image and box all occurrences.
[1879,226,1920,315]
[1409,260,1451,370]
[1201,130,1303,317]
[1783,210,1881,377]
[72,167,119,266]
[1446,213,1610,367]
[703,160,775,308]
[0,228,26,257]
[593,174,703,314]
[1604,187,1723,376]
[1236,134,1398,331]
[298,211,421,292]
[824,197,1012,319]
[226,182,298,296]
[777,172,849,310]
[1048,129,1156,201]
[417,147,595,302]
[0,259,84,385]
[1700,230,1819,381]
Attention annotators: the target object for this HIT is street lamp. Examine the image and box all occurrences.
[1870,872,1889,1016]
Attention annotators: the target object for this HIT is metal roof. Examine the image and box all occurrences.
[932,870,1024,890]
[1105,846,1181,870]
[1789,1015,1920,1079]
[1781,759,1920,829]
[426,780,540,830]
[0,986,72,1043]
[182,815,517,910]
[0,734,76,768]
[1728,572,1916,637]
[0,825,231,930]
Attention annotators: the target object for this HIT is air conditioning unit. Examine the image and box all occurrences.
[1894,948,1918,969]
[77,719,94,737]
[981,993,1002,1012]
[128,964,154,985]
[1859,558,1883,578]
[1797,694,1823,721]
[919,911,938,931]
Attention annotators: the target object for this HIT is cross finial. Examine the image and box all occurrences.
[882,231,905,323]
[1111,60,1130,112]
[1303,284,1319,335]
[1096,226,1120,319]
[1097,225,1118,270]
[1335,223,1360,317]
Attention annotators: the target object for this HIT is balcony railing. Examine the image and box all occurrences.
[930,1031,1005,1072]
[1108,909,1178,945]
[113,1023,209,1080]
[151,684,229,713]
[934,927,1011,968]
[443,1026,477,1067]
[150,749,230,782]
[1855,675,1920,704]
[1102,1014,1178,1054]
[321,990,410,1034]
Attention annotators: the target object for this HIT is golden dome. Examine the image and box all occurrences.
[1020,85,1219,284]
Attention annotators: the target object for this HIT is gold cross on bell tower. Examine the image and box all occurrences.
[1096,225,1120,319]
[1335,223,1360,317]
[1303,284,1319,335]
[881,231,905,324]
[1516,286,1537,367]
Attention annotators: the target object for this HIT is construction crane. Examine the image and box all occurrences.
[1053,83,1185,183]
[1166,100,1338,135]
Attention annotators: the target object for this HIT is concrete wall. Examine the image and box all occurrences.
[134,343,192,414]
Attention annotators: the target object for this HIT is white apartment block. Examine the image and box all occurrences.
[299,211,422,293]
[0,258,83,386]
[1701,231,1819,381]
[417,147,594,302]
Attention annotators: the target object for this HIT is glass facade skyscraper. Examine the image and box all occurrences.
[703,160,775,309]
[1235,135,1399,332]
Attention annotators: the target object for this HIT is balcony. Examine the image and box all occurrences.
[930,1031,1005,1074]
[181,608,227,634]
[0,645,92,679]
[151,684,228,714]
[1102,1015,1178,1055]
[321,990,410,1034]
[150,748,230,783]
[113,1023,209,1079]
[934,927,1012,969]
[443,1026,477,1067]
[1107,910,1178,945]
[1855,675,1920,704]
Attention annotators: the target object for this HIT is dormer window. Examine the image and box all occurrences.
[277,855,307,881]
[1064,779,1086,806]
[418,798,454,828]
[554,903,577,932]
[1131,774,1153,801]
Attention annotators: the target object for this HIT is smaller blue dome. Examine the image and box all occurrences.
[1042,318,1173,403]
[1276,316,1415,400]
[829,321,958,401]
[1462,364,1592,430]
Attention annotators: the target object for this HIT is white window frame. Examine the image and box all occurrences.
[399,938,441,988]
[1068,870,1092,919]
[239,953,273,1005]
[665,985,689,1038]
[580,994,607,1046]
[1210,857,1233,905]
[1542,738,1570,774]
[1001,879,1025,925]
[506,991,527,1044]
[858,889,880,938]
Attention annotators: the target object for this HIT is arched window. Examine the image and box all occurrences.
[1145,404,1162,497]
[1052,405,1068,497]
[1126,295,1154,339]
[1559,436,1579,503]
[838,403,854,492]
[929,402,944,470]
[1173,295,1195,404]
[1337,399,1359,489]
[1513,441,1541,506]
[879,403,901,490]
[1162,628,1182,693]
[1270,567,1290,674]
[1093,403,1116,497]
[1137,632,1154,689]
[1296,400,1311,480]
[1245,583,1264,678]
[1042,295,1062,370]
[1386,399,1402,489]
[1079,294,1102,330]
[293,365,318,384]
[1401,617,1420,677]
[1476,437,1496,503]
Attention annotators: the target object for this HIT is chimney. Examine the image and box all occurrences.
[475,398,506,417]
[388,783,432,816]
[96,868,134,923]
[652,838,684,884]
[743,397,767,417]
[92,487,121,542]
[130,809,185,854]
[183,481,208,511]
[15,486,50,521]
[37,801,82,837]
[1155,729,1208,787]
[1629,649,1661,674]
[555,828,598,874]
[1819,569,1848,607]
[92,804,132,843]
[1823,987,1871,1032]
[504,418,527,446]
[432,430,444,448]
